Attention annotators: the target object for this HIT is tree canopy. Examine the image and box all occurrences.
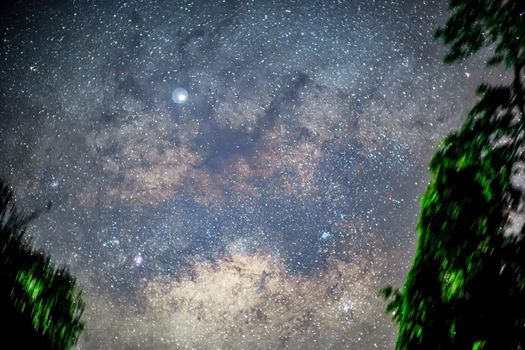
[382,1,525,349]
[0,181,84,349]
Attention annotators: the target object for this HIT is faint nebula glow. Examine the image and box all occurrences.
[49,179,60,189]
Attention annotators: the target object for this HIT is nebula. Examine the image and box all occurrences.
[0,0,503,348]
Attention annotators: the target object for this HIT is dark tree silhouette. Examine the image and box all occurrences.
[0,180,84,349]
[382,1,525,349]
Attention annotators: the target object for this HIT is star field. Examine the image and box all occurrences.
[0,1,506,349]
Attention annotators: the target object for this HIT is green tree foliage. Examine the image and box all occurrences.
[0,181,84,349]
[382,1,525,349]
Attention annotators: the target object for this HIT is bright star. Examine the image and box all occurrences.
[133,254,144,266]
[171,87,188,104]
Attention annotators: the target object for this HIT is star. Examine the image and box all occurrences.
[133,254,144,267]
[171,87,188,104]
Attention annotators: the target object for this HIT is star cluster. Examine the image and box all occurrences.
[0,1,505,349]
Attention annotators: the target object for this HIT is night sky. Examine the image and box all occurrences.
[0,1,505,349]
